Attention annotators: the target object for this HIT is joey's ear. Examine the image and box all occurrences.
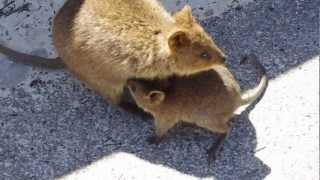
[146,91,165,105]
[168,31,190,50]
[174,5,194,26]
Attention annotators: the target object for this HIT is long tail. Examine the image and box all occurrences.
[240,54,268,106]
[0,44,64,69]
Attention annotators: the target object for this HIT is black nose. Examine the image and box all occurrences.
[221,56,227,63]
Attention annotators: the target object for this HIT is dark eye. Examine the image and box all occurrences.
[200,52,212,60]
[130,84,137,92]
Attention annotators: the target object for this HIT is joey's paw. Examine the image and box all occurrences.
[147,135,163,145]
[207,148,218,164]
[206,144,223,164]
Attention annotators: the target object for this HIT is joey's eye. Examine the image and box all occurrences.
[200,52,212,60]
[130,85,137,92]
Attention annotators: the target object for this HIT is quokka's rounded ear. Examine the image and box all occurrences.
[147,91,165,105]
[168,30,191,50]
[174,5,194,26]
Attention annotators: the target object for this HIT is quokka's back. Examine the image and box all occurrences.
[53,0,226,104]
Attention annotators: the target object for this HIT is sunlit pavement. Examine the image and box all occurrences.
[0,0,318,180]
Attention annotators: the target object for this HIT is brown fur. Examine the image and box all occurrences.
[52,0,226,104]
[0,1,225,105]
[127,58,267,139]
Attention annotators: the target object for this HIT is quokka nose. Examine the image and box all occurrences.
[221,56,227,63]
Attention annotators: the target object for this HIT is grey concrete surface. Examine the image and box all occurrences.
[0,0,319,180]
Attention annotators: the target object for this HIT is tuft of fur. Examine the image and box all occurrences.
[127,58,267,139]
[52,0,226,104]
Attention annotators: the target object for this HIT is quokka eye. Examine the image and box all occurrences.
[200,52,212,60]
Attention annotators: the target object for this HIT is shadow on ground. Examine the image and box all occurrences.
[0,76,270,179]
[206,0,319,88]
[0,0,318,179]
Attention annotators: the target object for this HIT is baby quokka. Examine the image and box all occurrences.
[127,55,268,160]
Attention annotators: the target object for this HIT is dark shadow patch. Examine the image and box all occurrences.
[0,0,318,179]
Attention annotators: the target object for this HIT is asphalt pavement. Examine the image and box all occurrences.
[0,0,319,180]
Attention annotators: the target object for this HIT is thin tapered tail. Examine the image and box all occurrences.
[235,54,269,114]
[0,44,64,69]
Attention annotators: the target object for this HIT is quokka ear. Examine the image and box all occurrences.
[146,90,165,105]
[168,30,191,50]
[174,5,194,26]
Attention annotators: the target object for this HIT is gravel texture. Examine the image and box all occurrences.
[0,0,319,180]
